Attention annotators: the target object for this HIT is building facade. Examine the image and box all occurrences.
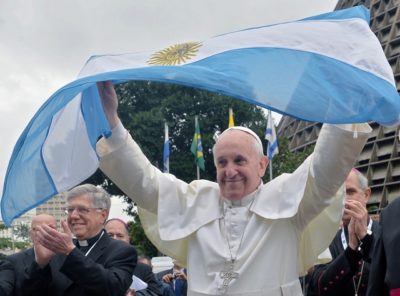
[278,0,400,213]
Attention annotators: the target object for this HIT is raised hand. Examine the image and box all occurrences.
[344,200,369,240]
[97,81,120,129]
[32,226,56,268]
[347,217,359,250]
[36,220,76,257]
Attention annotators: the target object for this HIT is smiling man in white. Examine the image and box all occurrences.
[97,81,371,296]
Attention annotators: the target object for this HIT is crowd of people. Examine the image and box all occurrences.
[0,81,398,295]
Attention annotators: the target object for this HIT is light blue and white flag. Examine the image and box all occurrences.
[265,112,279,160]
[163,123,170,173]
[2,5,400,225]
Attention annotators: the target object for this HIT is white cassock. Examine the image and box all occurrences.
[97,123,370,296]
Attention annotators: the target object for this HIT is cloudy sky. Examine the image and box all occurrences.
[0,0,338,221]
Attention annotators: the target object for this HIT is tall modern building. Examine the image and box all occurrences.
[36,193,67,229]
[278,0,400,213]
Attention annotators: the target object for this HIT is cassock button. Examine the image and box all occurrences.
[335,276,339,280]
[340,270,344,274]
[329,281,333,285]
[324,287,328,291]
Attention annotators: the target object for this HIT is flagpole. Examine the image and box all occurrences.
[269,158,273,180]
[268,110,273,181]
[195,115,201,180]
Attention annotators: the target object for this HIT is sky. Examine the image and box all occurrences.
[0,0,338,221]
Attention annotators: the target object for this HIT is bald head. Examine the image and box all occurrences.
[30,214,57,241]
[31,214,56,229]
[105,219,130,243]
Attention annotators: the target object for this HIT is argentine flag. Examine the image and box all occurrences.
[2,5,400,225]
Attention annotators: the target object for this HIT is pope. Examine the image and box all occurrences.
[96,81,371,296]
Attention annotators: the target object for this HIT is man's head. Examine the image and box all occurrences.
[104,218,130,243]
[66,184,110,240]
[343,169,371,225]
[30,214,57,242]
[213,127,268,201]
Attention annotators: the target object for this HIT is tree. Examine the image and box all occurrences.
[13,223,30,243]
[264,136,314,182]
[127,211,158,258]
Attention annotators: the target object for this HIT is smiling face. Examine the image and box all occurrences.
[214,130,268,201]
[67,194,108,240]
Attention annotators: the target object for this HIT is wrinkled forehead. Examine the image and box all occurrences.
[106,219,127,231]
[68,194,92,206]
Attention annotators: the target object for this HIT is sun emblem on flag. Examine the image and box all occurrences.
[147,42,202,66]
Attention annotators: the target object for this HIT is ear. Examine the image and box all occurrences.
[100,209,109,224]
[258,156,269,177]
[363,187,371,203]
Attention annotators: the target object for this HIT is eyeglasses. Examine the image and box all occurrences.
[65,207,103,215]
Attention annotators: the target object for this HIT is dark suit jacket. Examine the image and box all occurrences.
[0,258,14,296]
[157,268,187,296]
[134,262,162,295]
[307,221,379,296]
[22,232,137,296]
[367,198,400,295]
[6,248,35,296]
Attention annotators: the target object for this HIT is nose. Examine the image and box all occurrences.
[69,209,81,219]
[225,163,238,178]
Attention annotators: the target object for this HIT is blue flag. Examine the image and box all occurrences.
[265,112,279,160]
[2,5,400,225]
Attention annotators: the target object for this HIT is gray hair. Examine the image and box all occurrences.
[213,126,264,159]
[352,168,369,190]
[67,184,111,211]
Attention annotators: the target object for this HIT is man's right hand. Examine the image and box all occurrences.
[162,273,174,283]
[97,81,120,129]
[32,231,55,268]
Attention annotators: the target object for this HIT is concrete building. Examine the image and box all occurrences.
[278,0,400,214]
[36,193,68,229]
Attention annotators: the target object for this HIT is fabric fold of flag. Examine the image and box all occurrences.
[2,5,400,225]
[265,112,279,160]
[190,116,205,171]
[163,123,170,173]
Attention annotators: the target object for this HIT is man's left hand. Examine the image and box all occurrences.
[344,200,369,240]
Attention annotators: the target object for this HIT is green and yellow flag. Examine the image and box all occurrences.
[190,115,205,171]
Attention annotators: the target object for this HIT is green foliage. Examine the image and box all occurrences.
[264,136,314,182]
[0,237,29,250]
[127,211,158,258]
[13,224,30,243]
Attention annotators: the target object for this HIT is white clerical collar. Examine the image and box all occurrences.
[78,240,88,247]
